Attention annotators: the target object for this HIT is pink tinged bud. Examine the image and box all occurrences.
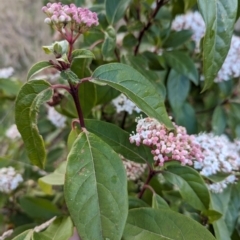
[47,3,51,7]
[154,156,158,161]
[51,15,58,23]
[44,18,51,24]
[42,6,48,13]
[59,15,66,22]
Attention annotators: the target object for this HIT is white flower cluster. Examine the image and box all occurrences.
[0,67,14,78]
[47,106,66,128]
[112,94,141,114]
[5,124,21,140]
[0,167,23,193]
[120,156,146,181]
[194,133,240,193]
[208,175,236,194]
[171,12,240,82]
[171,11,205,51]
[215,36,240,82]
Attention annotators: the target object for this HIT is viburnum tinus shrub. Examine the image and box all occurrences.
[6,0,240,239]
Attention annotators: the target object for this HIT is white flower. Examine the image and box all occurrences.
[112,94,141,114]
[208,175,236,193]
[5,124,21,139]
[0,67,14,78]
[0,167,23,193]
[47,106,66,128]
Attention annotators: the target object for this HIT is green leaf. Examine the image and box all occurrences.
[122,208,216,240]
[78,82,97,117]
[202,210,222,224]
[33,217,73,240]
[0,79,21,98]
[123,33,138,48]
[85,119,153,164]
[167,69,190,110]
[211,183,240,238]
[152,193,170,210]
[105,0,131,24]
[60,69,79,84]
[163,30,193,48]
[95,85,120,105]
[12,230,33,240]
[71,49,95,60]
[162,50,199,85]
[210,190,232,240]
[92,63,173,129]
[184,0,197,10]
[27,61,54,81]
[64,131,128,240]
[19,197,60,220]
[39,162,67,186]
[174,102,197,134]
[163,165,210,211]
[128,196,149,209]
[101,26,116,61]
[15,80,53,168]
[212,106,227,135]
[198,0,238,90]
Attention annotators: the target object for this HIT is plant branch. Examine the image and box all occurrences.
[134,0,169,55]
[69,83,85,128]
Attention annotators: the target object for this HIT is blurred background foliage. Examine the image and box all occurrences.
[1,0,240,239]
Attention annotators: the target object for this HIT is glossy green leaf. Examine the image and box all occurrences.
[33,217,73,240]
[85,119,153,163]
[15,80,53,168]
[167,69,190,110]
[162,50,198,85]
[163,30,193,48]
[163,165,210,211]
[12,230,33,240]
[105,0,131,24]
[27,61,54,81]
[64,131,128,240]
[71,49,95,60]
[152,193,170,210]
[95,85,120,105]
[122,208,216,240]
[60,69,79,84]
[39,162,67,186]
[212,106,227,135]
[92,63,173,129]
[198,0,238,90]
[19,197,60,220]
[101,26,116,61]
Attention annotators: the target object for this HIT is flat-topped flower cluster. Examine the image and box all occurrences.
[0,167,23,194]
[194,133,240,193]
[171,11,240,82]
[42,3,98,33]
[130,117,204,166]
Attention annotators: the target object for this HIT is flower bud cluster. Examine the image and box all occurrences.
[0,67,14,79]
[5,124,21,140]
[42,3,98,33]
[120,155,146,181]
[129,117,204,166]
[0,167,23,193]
[112,94,141,114]
[47,106,66,128]
[171,11,205,51]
